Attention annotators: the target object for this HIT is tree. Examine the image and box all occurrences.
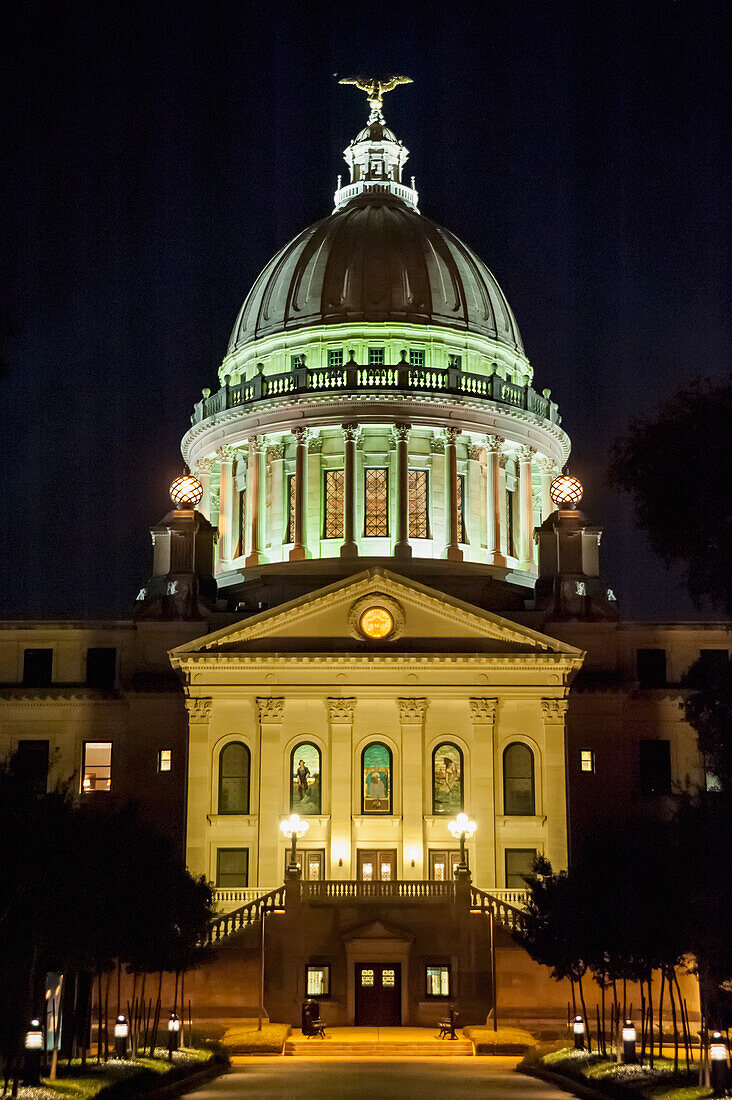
[683,655,732,795]
[608,378,732,615]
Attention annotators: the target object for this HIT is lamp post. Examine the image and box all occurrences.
[448,813,477,879]
[622,1020,637,1064]
[280,813,310,876]
[167,1013,181,1061]
[710,1032,729,1098]
[23,1018,43,1085]
[113,1014,129,1059]
[573,1015,586,1051]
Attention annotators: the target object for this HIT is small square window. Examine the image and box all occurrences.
[580,750,595,773]
[448,354,462,369]
[306,965,330,998]
[327,349,343,368]
[426,965,451,997]
[158,749,172,773]
[368,347,385,366]
[82,742,112,792]
[290,353,305,369]
[409,349,425,368]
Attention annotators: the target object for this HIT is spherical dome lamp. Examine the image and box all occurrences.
[169,474,203,508]
[550,473,583,508]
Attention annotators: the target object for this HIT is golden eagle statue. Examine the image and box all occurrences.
[338,75,413,113]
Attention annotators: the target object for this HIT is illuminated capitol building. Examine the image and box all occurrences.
[0,79,724,1027]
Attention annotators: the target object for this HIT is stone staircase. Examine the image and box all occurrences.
[285,1027,474,1057]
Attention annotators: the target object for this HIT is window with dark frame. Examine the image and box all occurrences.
[409,349,425,368]
[364,468,389,537]
[327,349,343,369]
[22,648,52,687]
[82,742,112,792]
[425,965,451,998]
[639,739,672,797]
[285,473,296,543]
[290,353,305,369]
[580,749,595,773]
[636,648,667,688]
[216,848,248,888]
[218,742,251,814]
[15,740,49,795]
[503,743,535,815]
[698,649,730,673]
[505,848,537,888]
[306,965,331,998]
[86,647,117,690]
[448,354,462,369]
[368,347,385,366]
[457,473,467,543]
[323,469,345,539]
[408,469,429,539]
[158,749,172,773]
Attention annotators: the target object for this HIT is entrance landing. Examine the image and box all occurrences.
[285,1026,474,1057]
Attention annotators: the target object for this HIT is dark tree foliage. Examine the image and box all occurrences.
[609,379,732,615]
[683,655,732,795]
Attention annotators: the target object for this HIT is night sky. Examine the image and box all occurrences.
[2,0,728,620]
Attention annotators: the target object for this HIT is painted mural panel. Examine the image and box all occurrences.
[363,742,392,813]
[432,743,463,815]
[291,743,321,814]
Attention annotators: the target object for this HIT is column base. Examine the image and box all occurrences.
[394,542,412,560]
[489,551,507,567]
[289,545,311,562]
[340,542,359,559]
[445,546,464,562]
[245,551,268,568]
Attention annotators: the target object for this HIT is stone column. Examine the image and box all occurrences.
[517,445,536,570]
[485,436,506,567]
[194,457,214,521]
[540,699,569,871]
[256,697,285,885]
[393,423,412,559]
[217,446,235,565]
[184,697,212,879]
[245,436,266,567]
[341,423,360,558]
[469,698,498,888]
[444,427,463,562]
[289,427,310,561]
[537,455,556,520]
[267,442,285,555]
[398,698,427,878]
[327,698,356,877]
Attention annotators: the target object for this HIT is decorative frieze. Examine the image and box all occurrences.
[469,697,498,723]
[397,697,428,722]
[540,699,569,722]
[326,697,356,722]
[185,697,212,721]
[256,697,285,722]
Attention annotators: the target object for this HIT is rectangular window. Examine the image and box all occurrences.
[22,648,52,687]
[426,965,451,998]
[580,749,595,773]
[290,353,305,369]
[364,468,389,537]
[457,473,467,543]
[306,965,331,998]
[327,348,343,369]
[82,741,112,792]
[216,848,249,888]
[158,749,172,773]
[639,739,672,797]
[408,469,430,539]
[698,649,730,673]
[368,347,385,366]
[505,848,537,889]
[409,349,425,368]
[636,648,667,688]
[285,474,296,543]
[448,354,462,369]
[86,647,117,690]
[323,469,345,539]
[15,739,49,795]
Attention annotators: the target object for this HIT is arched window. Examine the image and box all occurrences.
[290,743,322,814]
[432,742,463,815]
[218,742,250,814]
[362,742,392,814]
[503,743,535,816]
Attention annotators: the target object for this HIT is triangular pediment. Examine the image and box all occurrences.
[170,569,582,663]
[341,920,414,944]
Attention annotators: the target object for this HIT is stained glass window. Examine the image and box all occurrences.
[218,742,250,814]
[323,469,344,539]
[409,349,425,367]
[432,743,463,815]
[327,348,343,368]
[291,743,321,814]
[285,473,296,543]
[408,469,429,539]
[457,473,467,543]
[368,347,385,365]
[503,743,535,816]
[362,742,392,814]
[364,468,389,537]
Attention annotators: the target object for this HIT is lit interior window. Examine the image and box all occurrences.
[380,862,392,881]
[382,969,396,987]
[359,606,394,639]
[580,750,595,773]
[360,969,374,987]
[158,749,172,772]
[433,861,445,881]
[82,742,112,792]
[426,965,450,997]
[362,861,373,881]
[306,966,330,997]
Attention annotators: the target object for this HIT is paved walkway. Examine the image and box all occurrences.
[181,1057,572,1098]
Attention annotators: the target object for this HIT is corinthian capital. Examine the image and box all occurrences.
[518,445,536,464]
[326,697,356,722]
[185,697,212,722]
[540,698,569,722]
[292,426,310,445]
[485,435,505,454]
[443,426,461,445]
[216,445,236,462]
[537,454,556,474]
[248,435,266,454]
[469,698,498,723]
[391,422,412,445]
[256,697,285,722]
[194,456,215,476]
[397,697,428,722]
[342,422,361,443]
[308,434,323,454]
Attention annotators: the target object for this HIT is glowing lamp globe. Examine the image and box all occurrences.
[170,474,203,508]
[280,813,310,840]
[550,473,583,508]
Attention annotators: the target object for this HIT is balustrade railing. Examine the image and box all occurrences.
[469,885,529,934]
[213,886,279,910]
[301,879,456,902]
[207,884,286,944]
[191,360,560,427]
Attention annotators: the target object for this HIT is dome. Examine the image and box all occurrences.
[227,191,524,354]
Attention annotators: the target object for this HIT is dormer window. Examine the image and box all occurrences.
[369,157,384,177]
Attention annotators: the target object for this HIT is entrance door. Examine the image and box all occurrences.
[358,849,397,881]
[355,964,401,1025]
[429,849,462,881]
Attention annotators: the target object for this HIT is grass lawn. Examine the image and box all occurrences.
[220,1022,291,1054]
[533,1046,713,1099]
[462,1025,537,1054]
[24,1047,215,1099]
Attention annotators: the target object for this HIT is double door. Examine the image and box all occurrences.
[355,963,401,1026]
[357,849,396,881]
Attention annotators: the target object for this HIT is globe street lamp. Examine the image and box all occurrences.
[280,813,310,876]
[448,812,477,878]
